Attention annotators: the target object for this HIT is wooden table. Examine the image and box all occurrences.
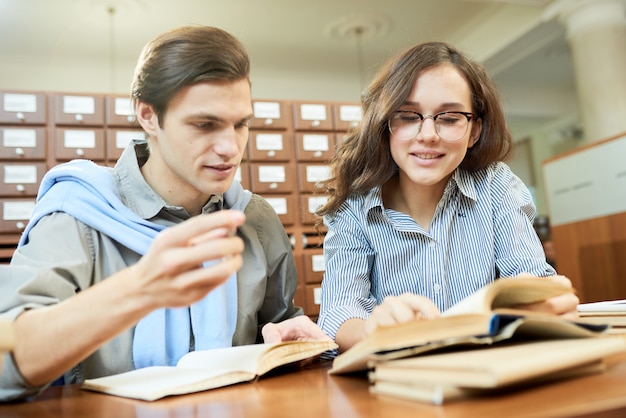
[3,359,626,418]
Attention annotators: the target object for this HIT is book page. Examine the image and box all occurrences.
[443,278,571,317]
[177,343,274,374]
[82,366,255,401]
[578,300,626,313]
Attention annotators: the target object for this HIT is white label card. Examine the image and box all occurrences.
[258,166,286,183]
[311,254,326,272]
[302,134,329,151]
[4,165,37,184]
[339,105,362,122]
[313,287,322,305]
[64,130,96,149]
[115,131,139,149]
[265,197,288,215]
[3,94,37,113]
[306,165,331,183]
[114,97,134,116]
[3,201,35,220]
[3,129,37,148]
[307,196,328,213]
[253,102,281,119]
[300,104,327,121]
[255,133,284,151]
[63,96,95,115]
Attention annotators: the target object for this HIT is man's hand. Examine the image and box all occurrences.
[129,209,246,310]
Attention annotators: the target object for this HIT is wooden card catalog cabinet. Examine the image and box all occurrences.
[302,249,325,284]
[293,285,306,311]
[297,163,331,194]
[235,163,250,190]
[263,195,297,226]
[295,133,335,161]
[249,162,296,194]
[248,131,294,161]
[0,199,35,233]
[300,194,328,225]
[55,128,106,162]
[105,95,137,127]
[0,163,45,196]
[53,94,105,126]
[293,102,333,131]
[0,92,47,125]
[0,127,46,160]
[105,129,144,161]
[333,103,362,132]
[305,284,322,316]
[249,100,291,130]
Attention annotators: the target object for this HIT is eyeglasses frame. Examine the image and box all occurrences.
[388,110,475,142]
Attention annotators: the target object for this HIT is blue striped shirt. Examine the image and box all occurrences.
[317,162,556,340]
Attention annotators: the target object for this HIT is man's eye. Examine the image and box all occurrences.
[195,122,215,129]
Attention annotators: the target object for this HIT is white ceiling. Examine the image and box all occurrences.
[0,0,578,139]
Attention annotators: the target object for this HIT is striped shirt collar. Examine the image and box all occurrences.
[363,168,480,215]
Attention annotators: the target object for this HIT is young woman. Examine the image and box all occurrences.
[315,41,578,352]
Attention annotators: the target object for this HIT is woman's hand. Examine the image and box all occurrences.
[511,275,580,320]
[364,293,441,335]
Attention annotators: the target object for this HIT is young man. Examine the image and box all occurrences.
[0,26,328,402]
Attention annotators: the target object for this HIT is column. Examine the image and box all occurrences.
[549,0,626,144]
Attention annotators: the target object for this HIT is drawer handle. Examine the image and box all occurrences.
[14,147,25,156]
[126,115,134,123]
[267,150,276,158]
[264,118,273,126]
[16,184,26,192]
[269,182,278,189]
[76,148,85,156]
[16,112,25,121]
[313,150,322,158]
[75,114,84,122]
[16,221,26,230]
[311,120,320,127]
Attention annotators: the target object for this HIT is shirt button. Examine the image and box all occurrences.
[429,240,436,247]
[433,283,441,292]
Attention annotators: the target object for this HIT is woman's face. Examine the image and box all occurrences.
[389,63,481,193]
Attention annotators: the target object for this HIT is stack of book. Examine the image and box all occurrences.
[578,299,626,333]
[1,318,16,372]
[329,278,626,405]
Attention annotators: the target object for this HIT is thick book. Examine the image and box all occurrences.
[578,300,626,331]
[81,340,337,401]
[368,336,626,404]
[329,278,609,374]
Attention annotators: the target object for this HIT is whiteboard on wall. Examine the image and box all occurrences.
[543,134,626,227]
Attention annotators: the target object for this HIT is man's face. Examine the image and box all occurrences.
[139,79,253,210]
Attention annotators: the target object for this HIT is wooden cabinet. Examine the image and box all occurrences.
[0,90,48,262]
[0,91,47,125]
[0,89,361,317]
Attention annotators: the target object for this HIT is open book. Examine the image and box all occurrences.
[329,277,609,374]
[82,340,337,401]
[369,336,626,405]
